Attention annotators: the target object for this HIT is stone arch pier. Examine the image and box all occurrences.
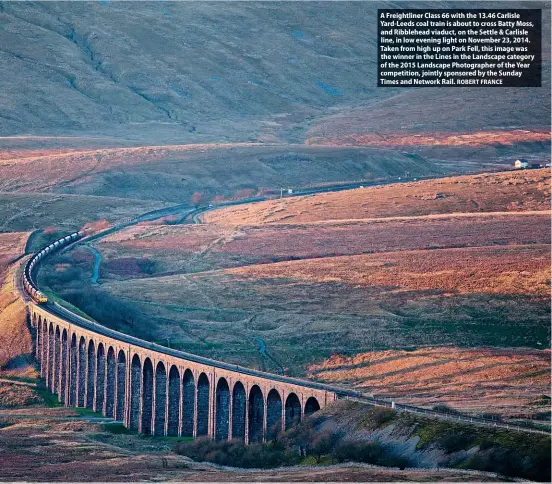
[30,304,336,442]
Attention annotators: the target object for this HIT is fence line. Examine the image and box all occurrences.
[342,396,550,435]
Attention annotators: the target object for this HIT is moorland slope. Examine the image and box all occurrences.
[0,1,549,160]
[203,169,551,224]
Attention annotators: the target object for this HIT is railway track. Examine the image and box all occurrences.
[46,302,355,397]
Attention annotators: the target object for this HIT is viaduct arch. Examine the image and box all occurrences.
[30,304,336,442]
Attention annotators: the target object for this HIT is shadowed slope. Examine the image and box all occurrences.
[0,1,549,148]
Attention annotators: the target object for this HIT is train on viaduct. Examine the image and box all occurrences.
[24,232,338,443]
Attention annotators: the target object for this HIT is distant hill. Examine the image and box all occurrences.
[0,1,388,143]
[0,1,549,148]
[0,2,549,217]
[0,144,440,202]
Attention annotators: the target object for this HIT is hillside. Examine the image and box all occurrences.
[95,213,550,274]
[0,1,393,143]
[305,89,550,150]
[0,1,549,214]
[0,232,32,372]
[308,347,550,417]
[0,1,549,161]
[174,401,551,482]
[0,192,168,234]
[0,144,440,202]
[95,242,549,373]
[202,169,551,225]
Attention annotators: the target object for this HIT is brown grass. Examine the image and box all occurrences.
[308,347,550,417]
[203,169,550,225]
[306,129,551,148]
[212,214,549,261]
[101,224,225,253]
[226,245,550,297]
[96,213,550,277]
[0,382,43,408]
[0,148,84,161]
[0,232,28,270]
[0,233,34,372]
[81,219,111,234]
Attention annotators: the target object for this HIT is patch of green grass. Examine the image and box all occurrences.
[34,383,62,407]
[88,428,193,455]
[135,432,194,444]
[404,413,550,456]
[43,292,95,321]
[299,455,318,465]
[408,415,488,451]
[305,455,335,466]
[74,407,104,418]
[102,422,134,434]
[429,314,550,349]
[100,422,194,441]
[156,435,194,443]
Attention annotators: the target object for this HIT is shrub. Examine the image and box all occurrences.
[463,449,532,480]
[191,192,206,207]
[310,429,341,463]
[174,438,299,469]
[370,407,397,427]
[432,404,460,414]
[436,431,475,453]
[333,441,384,464]
[174,423,411,471]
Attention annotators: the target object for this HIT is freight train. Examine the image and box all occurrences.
[23,231,83,304]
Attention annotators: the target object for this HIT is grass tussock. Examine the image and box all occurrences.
[0,383,43,408]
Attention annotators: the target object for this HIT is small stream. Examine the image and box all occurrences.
[84,245,102,284]
[254,337,284,375]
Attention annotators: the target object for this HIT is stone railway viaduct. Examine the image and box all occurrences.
[23,220,546,442]
[30,303,337,442]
